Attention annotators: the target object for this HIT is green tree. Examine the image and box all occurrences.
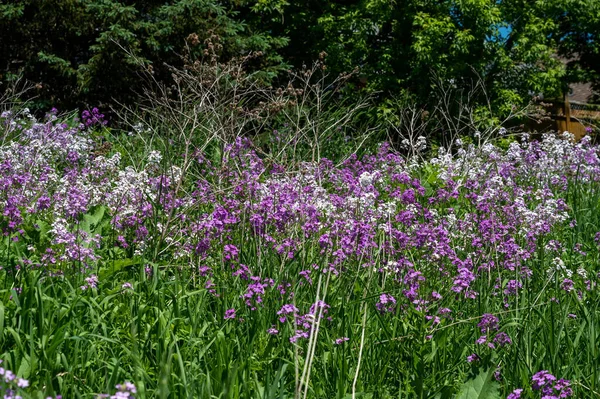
[557,0,600,102]
[0,0,288,110]
[255,0,570,115]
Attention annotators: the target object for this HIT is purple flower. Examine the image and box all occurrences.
[466,353,480,363]
[36,195,51,211]
[334,337,349,345]
[438,308,452,316]
[3,369,16,381]
[494,367,502,381]
[561,279,574,292]
[117,235,128,248]
[554,379,573,398]
[111,381,136,398]
[299,269,313,285]
[17,377,29,388]
[205,280,218,296]
[478,313,499,333]
[81,107,108,127]
[532,370,557,391]
[241,277,270,310]
[530,372,573,398]
[507,388,523,399]
[309,300,330,316]
[452,267,476,297]
[233,264,251,280]
[224,308,236,320]
[376,293,397,313]
[81,274,99,290]
[64,186,89,218]
[425,315,440,325]
[554,379,571,391]
[290,330,309,343]
[224,244,239,261]
[504,279,522,296]
[318,233,331,248]
[277,304,299,322]
[493,332,512,347]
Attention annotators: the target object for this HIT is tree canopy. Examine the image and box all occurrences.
[0,0,598,112]
[0,0,288,109]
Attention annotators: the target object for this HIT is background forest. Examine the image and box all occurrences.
[1,0,599,115]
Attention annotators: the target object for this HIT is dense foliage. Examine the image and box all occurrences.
[0,107,599,397]
[1,0,600,114]
[260,0,566,111]
[558,0,600,95]
[0,0,287,110]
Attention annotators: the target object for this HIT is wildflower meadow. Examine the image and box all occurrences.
[0,104,600,398]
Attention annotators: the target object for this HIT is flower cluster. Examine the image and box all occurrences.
[0,359,29,399]
[510,371,573,399]
[82,108,108,127]
[532,370,572,398]
[97,381,136,399]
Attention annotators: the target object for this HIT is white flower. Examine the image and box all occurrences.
[547,257,572,278]
[147,150,162,164]
[359,172,374,187]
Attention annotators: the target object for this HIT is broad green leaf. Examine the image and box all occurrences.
[99,257,142,280]
[456,368,501,399]
[80,205,107,234]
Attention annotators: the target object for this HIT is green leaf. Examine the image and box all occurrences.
[17,354,31,378]
[456,368,501,399]
[99,257,142,280]
[80,206,107,235]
